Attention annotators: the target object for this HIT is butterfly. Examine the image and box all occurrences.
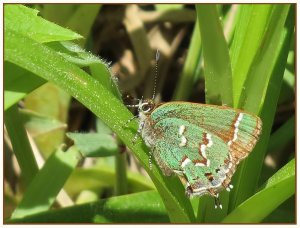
[127,98,262,209]
[125,50,262,209]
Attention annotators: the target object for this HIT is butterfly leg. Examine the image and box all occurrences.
[148,148,153,170]
[205,188,223,209]
[224,182,234,192]
[122,114,143,144]
[177,174,188,186]
[214,194,222,209]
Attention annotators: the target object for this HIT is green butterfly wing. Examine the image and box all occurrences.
[147,102,262,196]
[151,102,262,164]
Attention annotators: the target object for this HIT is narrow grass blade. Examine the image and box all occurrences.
[65,4,102,47]
[197,191,229,222]
[115,151,128,196]
[196,4,233,106]
[11,146,81,219]
[172,20,201,101]
[5,105,39,185]
[223,159,295,223]
[268,115,295,154]
[41,4,77,25]
[278,68,295,104]
[9,191,169,223]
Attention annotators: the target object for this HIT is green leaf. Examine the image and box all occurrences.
[96,118,113,135]
[262,196,295,223]
[223,159,295,223]
[89,61,121,100]
[23,81,71,158]
[229,5,294,211]
[47,41,121,99]
[267,115,295,154]
[11,146,81,219]
[65,4,102,47]
[278,68,295,104]
[5,25,195,223]
[46,41,106,66]
[196,4,233,106]
[172,20,202,101]
[4,62,46,110]
[5,105,39,185]
[4,5,95,111]
[8,191,169,223]
[197,191,229,222]
[20,109,67,136]
[66,132,118,157]
[41,4,78,25]
[114,151,128,196]
[5,4,82,43]
[64,166,155,196]
[239,5,291,113]
[230,5,272,107]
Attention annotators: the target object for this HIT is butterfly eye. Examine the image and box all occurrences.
[142,104,151,112]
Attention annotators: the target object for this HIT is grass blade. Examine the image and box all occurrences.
[223,159,295,223]
[172,20,201,101]
[229,5,294,211]
[65,4,102,47]
[267,115,295,154]
[64,166,155,196]
[9,191,169,223]
[230,5,273,107]
[4,62,46,110]
[196,4,233,106]
[239,5,291,113]
[5,105,39,185]
[5,4,82,43]
[11,146,81,219]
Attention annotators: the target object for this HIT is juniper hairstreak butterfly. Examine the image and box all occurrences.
[126,50,262,209]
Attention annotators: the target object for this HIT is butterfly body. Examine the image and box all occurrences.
[135,99,262,198]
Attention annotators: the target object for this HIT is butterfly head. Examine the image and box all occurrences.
[138,99,156,115]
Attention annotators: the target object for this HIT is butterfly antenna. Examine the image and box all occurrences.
[152,49,160,100]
